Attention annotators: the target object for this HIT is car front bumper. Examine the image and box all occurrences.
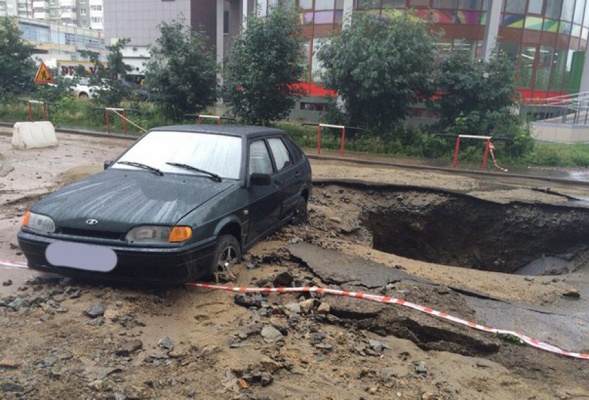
[17,231,216,285]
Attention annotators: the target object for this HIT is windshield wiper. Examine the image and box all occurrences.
[118,161,163,176]
[166,162,222,182]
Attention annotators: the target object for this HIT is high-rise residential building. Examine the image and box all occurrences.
[89,0,103,30]
[77,0,89,28]
[104,0,588,99]
[17,0,33,18]
[2,0,103,30]
[0,0,18,17]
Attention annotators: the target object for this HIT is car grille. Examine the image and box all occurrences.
[59,228,124,241]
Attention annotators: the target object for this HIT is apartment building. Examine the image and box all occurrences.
[0,0,103,30]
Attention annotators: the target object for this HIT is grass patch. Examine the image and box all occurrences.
[2,99,589,169]
[524,142,589,168]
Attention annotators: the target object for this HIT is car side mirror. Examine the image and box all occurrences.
[104,160,114,170]
[250,173,271,186]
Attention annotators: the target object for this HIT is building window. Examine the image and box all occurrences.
[382,0,407,6]
[560,0,574,21]
[316,0,335,10]
[90,5,102,11]
[498,41,520,64]
[545,0,562,19]
[519,46,537,89]
[80,8,87,15]
[505,0,526,14]
[453,38,481,58]
[224,11,229,34]
[550,49,567,91]
[573,0,584,24]
[527,0,543,14]
[300,102,327,111]
[299,0,313,9]
[459,0,482,10]
[357,0,380,8]
[311,38,327,82]
[535,45,555,90]
[433,0,458,9]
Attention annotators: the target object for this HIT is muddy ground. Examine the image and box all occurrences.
[1,131,589,400]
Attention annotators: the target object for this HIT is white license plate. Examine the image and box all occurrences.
[46,241,117,272]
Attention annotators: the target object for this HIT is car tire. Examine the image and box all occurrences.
[208,234,241,279]
[79,92,89,99]
[292,196,308,225]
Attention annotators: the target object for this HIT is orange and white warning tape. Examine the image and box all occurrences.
[0,258,28,269]
[108,108,147,133]
[2,259,586,360]
[187,282,589,360]
[488,142,509,172]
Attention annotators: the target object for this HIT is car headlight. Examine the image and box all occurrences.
[125,225,192,244]
[22,211,56,233]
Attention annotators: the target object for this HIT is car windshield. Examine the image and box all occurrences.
[113,130,242,179]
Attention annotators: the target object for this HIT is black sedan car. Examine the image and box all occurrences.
[17,125,312,284]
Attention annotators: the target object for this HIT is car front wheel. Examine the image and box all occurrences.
[210,234,241,279]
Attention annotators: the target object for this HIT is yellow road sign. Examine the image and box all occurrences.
[34,62,54,84]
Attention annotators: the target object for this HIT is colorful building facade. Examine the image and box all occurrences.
[104,0,588,102]
[294,0,588,101]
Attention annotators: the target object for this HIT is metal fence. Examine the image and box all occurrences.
[525,92,589,126]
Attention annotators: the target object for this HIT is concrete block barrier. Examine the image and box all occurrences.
[12,121,58,149]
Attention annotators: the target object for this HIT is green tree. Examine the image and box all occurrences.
[0,16,36,101]
[35,71,77,103]
[435,51,518,126]
[79,38,133,106]
[224,3,304,126]
[435,51,533,157]
[317,12,438,133]
[144,21,218,120]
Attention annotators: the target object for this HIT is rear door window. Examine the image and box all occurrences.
[249,140,273,175]
[268,138,292,171]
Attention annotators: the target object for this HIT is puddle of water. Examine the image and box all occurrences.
[566,170,589,181]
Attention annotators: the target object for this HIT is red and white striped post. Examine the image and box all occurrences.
[27,100,48,122]
[302,123,362,157]
[317,124,322,154]
[340,126,346,157]
[482,138,491,170]
[317,124,347,156]
[104,108,110,132]
[452,136,461,168]
[197,115,223,125]
[452,134,493,170]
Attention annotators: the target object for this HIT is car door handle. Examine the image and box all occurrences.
[274,180,283,187]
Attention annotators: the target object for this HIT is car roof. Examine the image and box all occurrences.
[150,124,287,139]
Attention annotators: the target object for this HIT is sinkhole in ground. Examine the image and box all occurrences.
[359,190,589,275]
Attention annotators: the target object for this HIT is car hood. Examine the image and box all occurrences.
[31,169,237,233]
